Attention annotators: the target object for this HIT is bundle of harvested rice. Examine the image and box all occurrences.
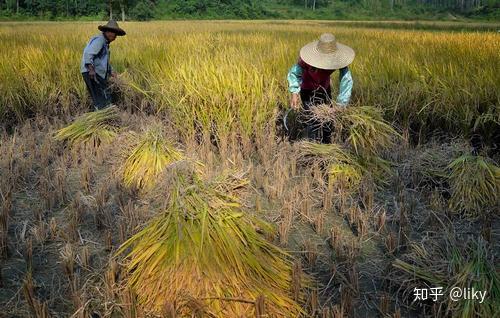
[392,237,499,318]
[399,141,468,189]
[447,154,499,216]
[310,105,400,155]
[117,168,306,317]
[121,125,185,190]
[296,141,354,166]
[54,106,120,146]
[297,141,366,192]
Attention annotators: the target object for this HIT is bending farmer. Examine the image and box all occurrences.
[80,20,126,110]
[287,33,355,143]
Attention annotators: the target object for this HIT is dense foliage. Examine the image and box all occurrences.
[0,0,498,20]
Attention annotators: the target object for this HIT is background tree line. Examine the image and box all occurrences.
[0,0,498,20]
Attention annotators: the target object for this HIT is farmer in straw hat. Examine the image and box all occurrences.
[80,20,126,110]
[287,33,354,143]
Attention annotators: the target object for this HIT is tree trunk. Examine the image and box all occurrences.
[109,0,113,20]
[16,0,19,14]
[313,0,316,10]
[120,1,125,21]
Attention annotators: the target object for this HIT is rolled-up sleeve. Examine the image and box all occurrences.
[287,63,303,94]
[82,37,104,68]
[336,67,353,107]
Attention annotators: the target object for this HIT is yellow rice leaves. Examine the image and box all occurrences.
[310,105,400,155]
[54,106,120,146]
[118,170,306,317]
[122,126,184,190]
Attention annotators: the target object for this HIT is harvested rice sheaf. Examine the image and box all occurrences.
[310,105,400,155]
[296,141,354,166]
[393,237,499,318]
[401,141,469,189]
[296,141,390,191]
[328,162,363,191]
[121,126,185,190]
[54,106,120,146]
[118,169,306,317]
[447,154,499,216]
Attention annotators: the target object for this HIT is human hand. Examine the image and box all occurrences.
[88,65,96,81]
[290,93,300,110]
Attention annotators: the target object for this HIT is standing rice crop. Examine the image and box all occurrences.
[2,22,499,139]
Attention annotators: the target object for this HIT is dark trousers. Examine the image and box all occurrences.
[82,72,112,110]
[300,87,333,144]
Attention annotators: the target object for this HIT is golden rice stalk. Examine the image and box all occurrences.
[310,105,400,155]
[307,104,343,124]
[447,154,499,216]
[122,126,185,190]
[296,141,354,166]
[328,162,363,192]
[54,106,120,146]
[117,169,306,317]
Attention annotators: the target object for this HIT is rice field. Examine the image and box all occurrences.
[0,20,499,317]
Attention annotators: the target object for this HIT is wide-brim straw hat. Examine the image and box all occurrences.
[98,19,126,36]
[300,33,354,70]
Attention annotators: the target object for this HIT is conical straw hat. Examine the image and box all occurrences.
[98,19,126,36]
[300,33,355,70]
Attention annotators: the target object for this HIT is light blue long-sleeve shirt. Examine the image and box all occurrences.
[80,33,112,79]
[287,65,353,107]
